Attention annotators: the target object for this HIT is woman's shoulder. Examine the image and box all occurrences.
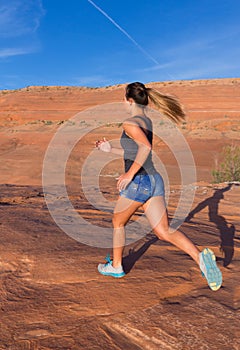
[123,115,151,124]
[122,117,140,128]
[124,115,152,130]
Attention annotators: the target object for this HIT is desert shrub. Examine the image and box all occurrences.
[41,120,53,125]
[212,144,240,182]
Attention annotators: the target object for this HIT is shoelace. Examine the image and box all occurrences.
[105,253,112,265]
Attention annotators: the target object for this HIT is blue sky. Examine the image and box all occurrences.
[1,0,240,89]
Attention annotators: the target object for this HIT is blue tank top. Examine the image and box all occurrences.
[120,116,156,176]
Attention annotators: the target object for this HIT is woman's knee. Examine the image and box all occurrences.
[153,226,171,241]
[112,213,126,228]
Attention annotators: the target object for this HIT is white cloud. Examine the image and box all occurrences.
[162,25,240,61]
[0,1,44,59]
[172,61,240,80]
[0,0,45,38]
[135,61,176,81]
[71,75,112,87]
[0,47,36,58]
[141,25,240,81]
[139,62,175,73]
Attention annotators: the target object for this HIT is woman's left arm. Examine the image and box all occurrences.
[96,138,124,155]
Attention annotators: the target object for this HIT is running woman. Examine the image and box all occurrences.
[96,82,222,291]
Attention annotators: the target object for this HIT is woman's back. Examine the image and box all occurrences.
[120,115,156,176]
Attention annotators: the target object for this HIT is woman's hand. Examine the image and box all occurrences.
[117,172,133,191]
[95,138,111,152]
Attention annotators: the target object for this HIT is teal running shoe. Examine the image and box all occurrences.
[98,254,125,278]
[199,248,222,291]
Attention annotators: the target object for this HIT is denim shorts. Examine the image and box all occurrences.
[120,172,165,203]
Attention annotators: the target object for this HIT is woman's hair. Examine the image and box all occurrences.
[125,82,185,123]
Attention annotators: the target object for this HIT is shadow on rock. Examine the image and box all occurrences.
[123,234,159,274]
[185,184,235,267]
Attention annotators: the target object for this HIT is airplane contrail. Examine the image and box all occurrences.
[87,0,159,66]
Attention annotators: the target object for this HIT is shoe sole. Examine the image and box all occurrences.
[98,266,125,278]
[201,248,222,291]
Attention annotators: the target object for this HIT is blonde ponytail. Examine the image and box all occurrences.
[146,88,185,123]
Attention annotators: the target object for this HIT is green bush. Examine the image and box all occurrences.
[212,145,240,182]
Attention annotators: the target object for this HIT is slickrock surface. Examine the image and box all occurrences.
[0,79,239,349]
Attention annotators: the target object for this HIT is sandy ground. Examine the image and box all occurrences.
[0,79,239,349]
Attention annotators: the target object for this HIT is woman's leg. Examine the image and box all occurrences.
[112,196,143,268]
[142,196,200,264]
